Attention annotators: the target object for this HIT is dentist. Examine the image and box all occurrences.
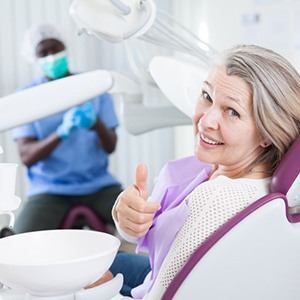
[12,23,122,233]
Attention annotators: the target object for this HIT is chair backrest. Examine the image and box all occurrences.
[270,136,300,219]
[162,137,300,300]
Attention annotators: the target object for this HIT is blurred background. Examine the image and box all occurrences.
[1,0,300,217]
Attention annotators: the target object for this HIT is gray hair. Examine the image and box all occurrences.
[216,44,300,174]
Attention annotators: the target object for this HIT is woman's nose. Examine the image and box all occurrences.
[199,108,220,130]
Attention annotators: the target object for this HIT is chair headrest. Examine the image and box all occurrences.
[270,137,300,206]
[149,55,208,118]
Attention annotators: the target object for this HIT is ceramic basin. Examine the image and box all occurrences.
[0,230,120,297]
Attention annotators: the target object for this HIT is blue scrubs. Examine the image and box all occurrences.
[13,76,120,196]
[12,76,122,233]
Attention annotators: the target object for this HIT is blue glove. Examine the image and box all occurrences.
[73,103,97,129]
[56,107,77,139]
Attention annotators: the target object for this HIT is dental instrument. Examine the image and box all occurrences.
[0,70,140,132]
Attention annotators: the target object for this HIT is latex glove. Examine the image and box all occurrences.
[56,107,77,139]
[74,103,97,129]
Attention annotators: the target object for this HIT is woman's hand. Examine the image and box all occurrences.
[84,270,114,289]
[115,163,160,238]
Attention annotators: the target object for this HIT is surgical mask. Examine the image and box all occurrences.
[38,50,69,79]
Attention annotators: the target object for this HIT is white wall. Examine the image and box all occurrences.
[188,0,300,68]
[172,0,300,157]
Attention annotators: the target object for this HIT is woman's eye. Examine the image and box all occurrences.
[228,108,240,118]
[202,90,212,102]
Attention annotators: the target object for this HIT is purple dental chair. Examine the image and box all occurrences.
[162,136,300,300]
[60,205,111,233]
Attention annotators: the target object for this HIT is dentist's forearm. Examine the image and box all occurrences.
[92,118,117,153]
[15,132,62,167]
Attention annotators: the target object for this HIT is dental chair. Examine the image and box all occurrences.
[161,136,300,300]
[60,205,111,233]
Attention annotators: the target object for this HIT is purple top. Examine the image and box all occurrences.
[131,156,212,299]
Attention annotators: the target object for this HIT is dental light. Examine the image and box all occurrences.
[69,0,214,58]
[69,0,216,132]
[69,0,157,43]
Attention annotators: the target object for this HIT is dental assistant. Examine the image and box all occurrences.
[12,23,122,233]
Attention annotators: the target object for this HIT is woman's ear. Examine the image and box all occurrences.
[260,140,271,148]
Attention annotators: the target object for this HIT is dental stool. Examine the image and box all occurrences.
[162,137,300,300]
[61,205,111,233]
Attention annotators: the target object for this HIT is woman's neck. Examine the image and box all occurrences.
[209,164,271,180]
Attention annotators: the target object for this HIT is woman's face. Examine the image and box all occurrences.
[193,66,265,177]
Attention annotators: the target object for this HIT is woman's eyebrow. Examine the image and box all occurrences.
[226,96,247,113]
[203,80,211,87]
[203,80,248,113]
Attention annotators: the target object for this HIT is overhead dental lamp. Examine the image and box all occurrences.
[69,0,215,132]
[69,0,214,60]
[69,0,157,43]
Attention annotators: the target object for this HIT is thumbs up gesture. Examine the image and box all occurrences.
[115,163,160,238]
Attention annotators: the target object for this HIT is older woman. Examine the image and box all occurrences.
[89,44,300,299]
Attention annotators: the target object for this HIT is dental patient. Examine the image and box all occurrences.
[89,44,300,299]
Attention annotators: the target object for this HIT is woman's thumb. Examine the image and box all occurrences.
[135,163,148,200]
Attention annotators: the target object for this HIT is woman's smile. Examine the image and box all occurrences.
[200,133,224,145]
[198,132,224,151]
